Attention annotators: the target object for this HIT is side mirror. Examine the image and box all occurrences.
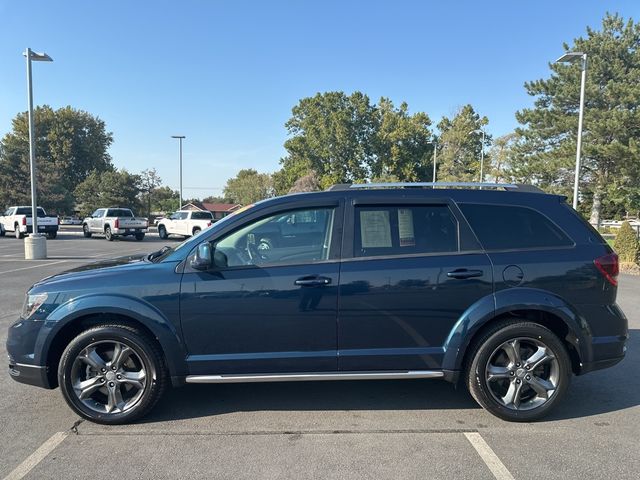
[190,243,212,270]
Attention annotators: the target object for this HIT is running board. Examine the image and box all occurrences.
[185,370,444,384]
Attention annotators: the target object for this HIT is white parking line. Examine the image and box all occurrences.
[2,431,68,480]
[0,260,68,274]
[464,432,515,480]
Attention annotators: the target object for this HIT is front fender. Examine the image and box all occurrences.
[39,294,187,377]
[442,288,591,373]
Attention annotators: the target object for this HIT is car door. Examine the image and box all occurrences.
[90,209,104,231]
[337,198,493,371]
[180,201,344,375]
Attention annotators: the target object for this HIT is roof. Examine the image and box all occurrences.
[201,203,242,212]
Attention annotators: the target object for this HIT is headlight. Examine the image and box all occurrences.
[21,293,48,319]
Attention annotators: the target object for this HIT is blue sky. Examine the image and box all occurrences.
[1,1,638,199]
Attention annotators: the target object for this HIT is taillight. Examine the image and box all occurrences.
[114,218,119,229]
[22,217,26,225]
[594,253,619,286]
[207,222,211,227]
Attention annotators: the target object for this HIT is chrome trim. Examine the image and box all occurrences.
[14,362,46,370]
[185,370,444,384]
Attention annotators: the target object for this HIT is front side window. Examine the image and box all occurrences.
[459,203,573,250]
[92,209,104,218]
[354,205,459,258]
[213,207,335,267]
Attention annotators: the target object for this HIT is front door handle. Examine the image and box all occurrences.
[294,276,332,287]
[447,269,484,279]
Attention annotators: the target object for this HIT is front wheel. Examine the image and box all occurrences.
[58,324,168,424]
[466,321,571,422]
[105,226,113,241]
[83,224,92,238]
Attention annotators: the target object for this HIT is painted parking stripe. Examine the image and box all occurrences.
[464,432,515,480]
[0,260,67,274]
[2,431,68,480]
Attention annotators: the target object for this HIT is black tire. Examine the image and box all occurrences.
[105,226,113,241]
[0,225,5,237]
[135,232,145,241]
[15,224,24,239]
[158,225,168,240]
[58,324,168,425]
[465,320,571,422]
[83,224,92,238]
[192,227,201,236]
[47,231,57,239]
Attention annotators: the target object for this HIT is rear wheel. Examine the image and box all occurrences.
[58,324,168,424]
[192,227,201,236]
[105,226,113,241]
[47,231,57,239]
[15,224,24,239]
[83,224,92,238]
[158,225,168,239]
[135,232,145,241]
[466,321,571,422]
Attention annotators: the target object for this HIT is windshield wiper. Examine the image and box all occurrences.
[148,245,172,261]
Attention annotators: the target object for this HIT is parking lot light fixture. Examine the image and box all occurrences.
[555,51,587,210]
[171,135,186,210]
[23,48,53,260]
[427,141,437,187]
[468,129,486,183]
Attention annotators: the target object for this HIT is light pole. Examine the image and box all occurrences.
[171,135,185,210]
[23,48,53,260]
[427,140,437,187]
[555,51,587,210]
[468,128,486,183]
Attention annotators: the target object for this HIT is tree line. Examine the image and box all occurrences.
[1,13,639,224]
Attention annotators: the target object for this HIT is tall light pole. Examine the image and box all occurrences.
[427,140,437,187]
[23,48,52,260]
[556,51,587,210]
[171,135,185,209]
[468,128,486,183]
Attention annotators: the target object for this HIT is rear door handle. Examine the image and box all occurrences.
[294,276,332,287]
[447,269,484,279]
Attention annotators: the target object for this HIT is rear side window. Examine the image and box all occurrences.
[459,203,573,250]
[191,211,213,220]
[107,209,134,217]
[354,205,458,258]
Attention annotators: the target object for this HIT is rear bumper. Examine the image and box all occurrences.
[112,227,147,235]
[25,225,58,234]
[577,303,628,375]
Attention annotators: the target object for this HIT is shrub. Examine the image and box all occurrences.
[614,221,640,264]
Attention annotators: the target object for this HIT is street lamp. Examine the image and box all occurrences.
[468,129,486,183]
[427,140,437,187]
[555,51,587,210]
[23,48,53,260]
[171,135,185,210]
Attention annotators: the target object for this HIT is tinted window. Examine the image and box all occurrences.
[107,209,134,217]
[354,205,458,258]
[15,207,46,217]
[214,207,335,267]
[459,203,573,250]
[192,211,213,220]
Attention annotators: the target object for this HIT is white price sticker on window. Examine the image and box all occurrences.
[360,210,392,248]
[398,208,415,247]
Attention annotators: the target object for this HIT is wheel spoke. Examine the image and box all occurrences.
[502,339,522,365]
[486,365,511,382]
[79,347,107,371]
[525,346,555,371]
[110,343,133,369]
[528,375,555,399]
[75,376,103,399]
[106,384,126,413]
[119,370,146,391]
[502,380,524,409]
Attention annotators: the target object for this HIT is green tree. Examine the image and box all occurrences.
[223,169,274,205]
[139,168,162,218]
[513,13,640,225]
[74,169,141,216]
[0,106,113,213]
[436,105,490,182]
[202,195,232,204]
[488,132,520,183]
[151,186,180,213]
[288,170,320,193]
[614,221,640,264]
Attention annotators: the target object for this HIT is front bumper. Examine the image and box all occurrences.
[8,357,52,388]
[6,317,53,389]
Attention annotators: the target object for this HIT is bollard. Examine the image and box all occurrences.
[24,233,47,259]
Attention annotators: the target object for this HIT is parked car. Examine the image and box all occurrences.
[7,183,628,424]
[60,216,82,225]
[0,206,59,239]
[157,210,213,239]
[82,208,148,241]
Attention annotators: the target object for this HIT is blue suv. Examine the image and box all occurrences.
[7,183,628,423]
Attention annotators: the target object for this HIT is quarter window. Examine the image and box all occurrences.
[459,203,573,250]
[354,205,459,257]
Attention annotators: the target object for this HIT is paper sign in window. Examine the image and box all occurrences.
[398,209,415,247]
[360,211,392,248]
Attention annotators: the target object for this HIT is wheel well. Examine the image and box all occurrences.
[192,226,201,234]
[46,313,168,388]
[462,310,582,376]
[104,224,110,231]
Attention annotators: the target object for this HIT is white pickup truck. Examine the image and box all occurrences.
[82,207,148,241]
[157,210,213,239]
[0,206,59,239]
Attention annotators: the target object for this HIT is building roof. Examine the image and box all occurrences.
[202,203,242,212]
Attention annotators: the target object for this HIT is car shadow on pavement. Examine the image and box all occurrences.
[140,378,480,424]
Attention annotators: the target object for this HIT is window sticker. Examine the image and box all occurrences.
[398,208,415,247]
[360,210,392,248]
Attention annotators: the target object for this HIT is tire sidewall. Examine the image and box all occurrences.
[158,225,167,239]
[105,227,113,241]
[58,327,160,424]
[469,323,571,422]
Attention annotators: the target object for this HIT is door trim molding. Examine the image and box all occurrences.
[185,370,444,384]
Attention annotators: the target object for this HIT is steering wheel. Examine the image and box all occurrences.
[246,242,262,264]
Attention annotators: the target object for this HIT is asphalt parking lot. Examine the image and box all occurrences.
[0,228,638,479]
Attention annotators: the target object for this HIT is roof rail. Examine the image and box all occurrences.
[327,182,544,193]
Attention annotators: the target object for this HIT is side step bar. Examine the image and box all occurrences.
[185,370,444,384]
